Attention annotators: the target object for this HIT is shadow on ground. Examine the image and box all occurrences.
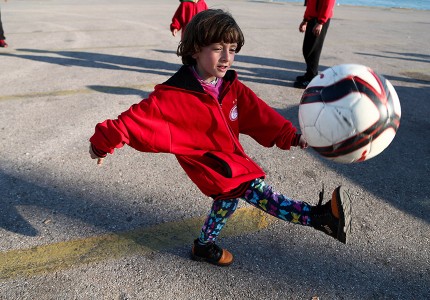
[1,48,428,236]
[0,48,307,87]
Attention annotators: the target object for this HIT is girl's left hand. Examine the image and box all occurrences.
[298,135,308,149]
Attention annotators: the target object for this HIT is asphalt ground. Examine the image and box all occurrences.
[0,0,429,299]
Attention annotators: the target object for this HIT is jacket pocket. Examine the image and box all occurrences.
[202,151,255,179]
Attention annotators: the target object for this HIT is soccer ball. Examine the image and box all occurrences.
[298,64,401,163]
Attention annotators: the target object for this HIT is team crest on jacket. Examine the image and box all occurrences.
[230,105,238,121]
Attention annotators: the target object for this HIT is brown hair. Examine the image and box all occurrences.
[177,9,245,65]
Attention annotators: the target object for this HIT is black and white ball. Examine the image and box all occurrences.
[298,64,401,163]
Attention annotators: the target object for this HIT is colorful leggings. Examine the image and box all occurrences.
[199,178,312,243]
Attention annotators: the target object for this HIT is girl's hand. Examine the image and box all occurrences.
[298,135,308,149]
[89,145,104,165]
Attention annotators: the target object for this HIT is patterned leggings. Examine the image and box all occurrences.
[199,178,312,243]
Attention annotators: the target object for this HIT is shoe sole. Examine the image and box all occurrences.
[191,247,234,267]
[334,186,352,244]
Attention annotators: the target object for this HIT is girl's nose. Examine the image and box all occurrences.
[220,49,230,61]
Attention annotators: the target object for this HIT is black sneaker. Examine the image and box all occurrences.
[191,239,234,266]
[296,74,308,81]
[296,73,315,81]
[310,186,352,244]
[293,79,311,89]
[294,73,316,89]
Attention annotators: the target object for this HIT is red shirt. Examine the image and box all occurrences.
[303,0,335,24]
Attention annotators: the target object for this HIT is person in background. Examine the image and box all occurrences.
[294,0,335,88]
[90,9,351,267]
[170,0,208,40]
[0,0,8,48]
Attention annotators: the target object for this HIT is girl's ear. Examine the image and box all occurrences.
[192,47,201,59]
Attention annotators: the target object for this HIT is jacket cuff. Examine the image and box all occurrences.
[291,133,302,147]
[91,143,108,158]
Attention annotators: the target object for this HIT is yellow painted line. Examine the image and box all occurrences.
[0,83,156,102]
[0,207,271,280]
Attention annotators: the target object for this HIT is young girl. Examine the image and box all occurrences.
[170,0,208,40]
[90,9,351,266]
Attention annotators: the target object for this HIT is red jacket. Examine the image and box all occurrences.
[170,0,208,33]
[303,0,335,24]
[90,66,300,199]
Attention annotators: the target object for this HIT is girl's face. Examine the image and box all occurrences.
[192,42,237,83]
